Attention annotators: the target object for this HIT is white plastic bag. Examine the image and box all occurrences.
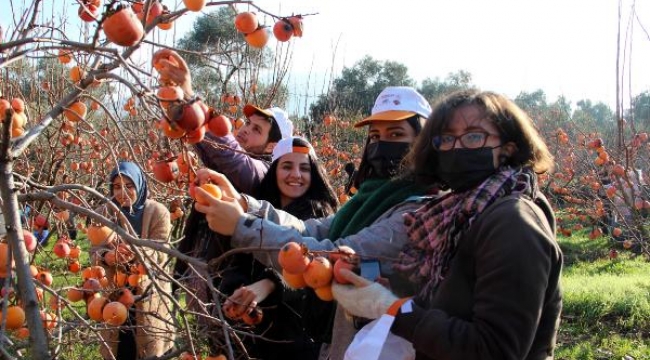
[344,314,415,360]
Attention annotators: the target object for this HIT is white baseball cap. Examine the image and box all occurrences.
[272,136,317,162]
[354,86,432,127]
[243,104,294,140]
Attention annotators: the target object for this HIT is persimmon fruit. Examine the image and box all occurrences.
[64,101,88,122]
[153,158,180,183]
[127,274,142,287]
[1,306,25,330]
[53,241,71,258]
[58,49,72,64]
[183,0,206,12]
[160,118,186,139]
[69,66,85,83]
[10,98,24,112]
[14,327,29,339]
[103,5,144,46]
[278,242,310,274]
[194,183,222,205]
[185,125,206,144]
[37,271,54,286]
[23,230,37,252]
[78,3,99,22]
[245,27,270,48]
[86,225,115,246]
[288,16,303,37]
[169,101,206,132]
[68,260,81,273]
[103,301,128,325]
[87,296,109,321]
[302,256,333,289]
[234,12,258,34]
[115,288,135,308]
[207,114,232,137]
[273,19,294,42]
[314,284,334,301]
[113,271,127,287]
[82,278,102,293]
[282,268,307,289]
[41,311,57,330]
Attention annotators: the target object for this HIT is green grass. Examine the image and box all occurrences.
[556,232,650,360]
[28,232,104,359]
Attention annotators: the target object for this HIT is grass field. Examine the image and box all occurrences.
[556,233,650,360]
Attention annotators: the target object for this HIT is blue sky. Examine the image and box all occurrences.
[2,0,649,115]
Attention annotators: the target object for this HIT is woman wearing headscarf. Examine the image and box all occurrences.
[90,161,175,359]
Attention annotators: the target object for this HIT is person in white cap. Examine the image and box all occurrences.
[155,49,296,358]
[220,136,339,360]
[193,86,444,360]
[153,49,293,193]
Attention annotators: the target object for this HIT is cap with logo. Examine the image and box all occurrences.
[243,104,294,140]
[354,86,432,128]
[271,136,317,162]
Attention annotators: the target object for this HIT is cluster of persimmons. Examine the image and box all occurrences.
[278,242,361,302]
[542,127,649,257]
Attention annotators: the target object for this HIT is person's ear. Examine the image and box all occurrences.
[264,142,277,154]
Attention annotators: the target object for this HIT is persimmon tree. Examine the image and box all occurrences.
[0,0,310,358]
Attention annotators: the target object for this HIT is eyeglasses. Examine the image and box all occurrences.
[431,131,499,151]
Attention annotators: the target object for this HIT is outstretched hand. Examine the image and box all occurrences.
[193,186,244,236]
[223,279,275,319]
[195,168,243,207]
[152,49,193,97]
[331,269,398,319]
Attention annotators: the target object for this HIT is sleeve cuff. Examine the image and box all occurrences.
[242,194,263,214]
[390,299,425,341]
[387,297,412,316]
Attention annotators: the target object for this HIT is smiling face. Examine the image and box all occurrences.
[111,175,137,208]
[275,152,312,208]
[235,113,273,154]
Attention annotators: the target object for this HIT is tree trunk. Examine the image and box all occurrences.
[0,108,50,359]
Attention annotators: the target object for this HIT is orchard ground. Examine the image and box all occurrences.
[19,226,649,359]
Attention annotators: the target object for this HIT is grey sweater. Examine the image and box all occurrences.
[230,194,430,360]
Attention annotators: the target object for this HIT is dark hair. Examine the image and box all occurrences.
[352,114,425,189]
[405,89,555,185]
[267,117,283,143]
[248,110,283,144]
[258,138,339,219]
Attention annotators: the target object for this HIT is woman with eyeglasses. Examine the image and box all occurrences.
[331,89,562,360]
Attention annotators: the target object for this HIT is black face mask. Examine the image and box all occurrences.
[364,141,411,179]
[436,147,498,192]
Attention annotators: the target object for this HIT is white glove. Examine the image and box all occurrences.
[331,269,398,319]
